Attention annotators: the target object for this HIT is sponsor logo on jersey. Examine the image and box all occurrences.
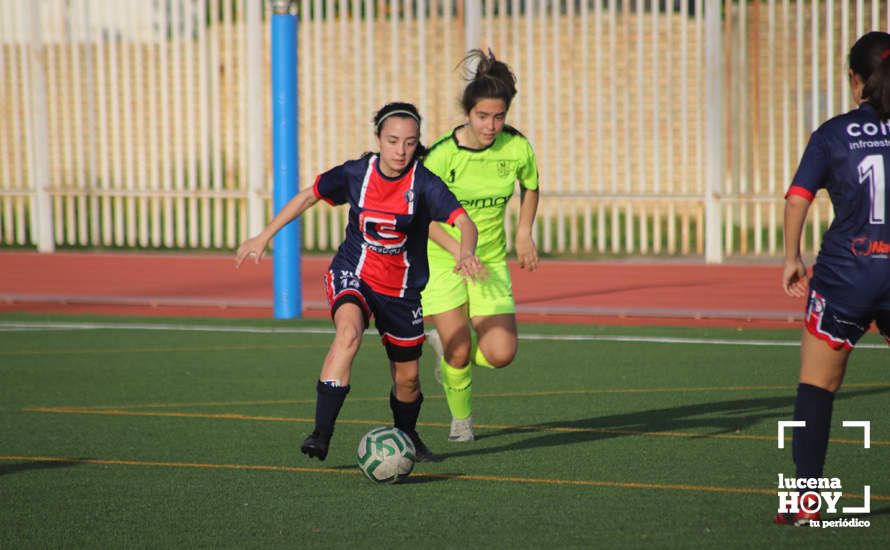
[359,211,407,252]
[459,194,512,208]
[846,120,890,138]
[850,236,890,258]
[365,243,407,255]
[497,160,511,178]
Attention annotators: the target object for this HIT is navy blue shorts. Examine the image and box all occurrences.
[324,269,425,362]
[804,288,890,350]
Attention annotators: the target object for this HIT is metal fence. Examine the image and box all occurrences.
[2,0,889,259]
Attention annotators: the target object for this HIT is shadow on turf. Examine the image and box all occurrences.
[326,463,452,484]
[869,506,890,518]
[0,459,84,476]
[399,473,457,485]
[834,505,890,521]
[438,387,890,460]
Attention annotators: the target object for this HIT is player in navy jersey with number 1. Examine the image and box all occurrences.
[236,103,482,463]
[776,32,890,527]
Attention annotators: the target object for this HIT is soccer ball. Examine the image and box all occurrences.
[357,426,416,484]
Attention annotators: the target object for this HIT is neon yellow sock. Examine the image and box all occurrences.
[439,358,472,419]
[473,344,496,369]
[469,332,495,369]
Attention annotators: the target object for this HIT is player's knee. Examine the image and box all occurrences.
[394,373,420,394]
[442,333,472,367]
[444,346,471,369]
[392,367,420,396]
[333,323,362,352]
[482,347,516,368]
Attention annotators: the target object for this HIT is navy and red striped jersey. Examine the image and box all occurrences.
[313,154,465,298]
[788,103,890,307]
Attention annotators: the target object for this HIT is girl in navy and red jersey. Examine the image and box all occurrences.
[777,32,890,526]
[236,102,482,462]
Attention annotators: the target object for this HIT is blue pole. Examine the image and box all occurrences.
[271,11,301,319]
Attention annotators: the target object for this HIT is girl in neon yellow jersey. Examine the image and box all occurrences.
[421,50,540,442]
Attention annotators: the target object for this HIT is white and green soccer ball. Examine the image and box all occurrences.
[357,426,416,484]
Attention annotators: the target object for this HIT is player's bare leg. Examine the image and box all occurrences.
[390,358,421,402]
[301,303,365,461]
[432,305,473,368]
[798,329,851,392]
[430,306,475,441]
[435,313,518,442]
[775,330,852,525]
[319,303,366,385]
[471,313,518,369]
[390,359,441,462]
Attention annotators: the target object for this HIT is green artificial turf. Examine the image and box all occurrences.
[1,313,887,548]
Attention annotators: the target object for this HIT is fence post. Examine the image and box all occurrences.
[464,0,481,52]
[26,1,54,252]
[246,0,264,237]
[704,0,724,263]
[271,0,301,318]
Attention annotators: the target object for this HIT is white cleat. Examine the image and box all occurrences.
[448,415,475,442]
[427,329,444,385]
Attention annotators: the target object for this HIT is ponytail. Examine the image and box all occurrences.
[863,50,890,120]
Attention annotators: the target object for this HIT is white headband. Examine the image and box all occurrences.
[376,109,420,130]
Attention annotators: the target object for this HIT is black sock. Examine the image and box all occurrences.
[792,383,835,479]
[314,381,350,435]
[390,391,423,434]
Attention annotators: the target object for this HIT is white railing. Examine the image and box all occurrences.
[1,0,889,259]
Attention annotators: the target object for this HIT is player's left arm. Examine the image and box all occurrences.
[515,187,539,271]
[515,140,540,271]
[781,130,826,298]
[428,221,460,258]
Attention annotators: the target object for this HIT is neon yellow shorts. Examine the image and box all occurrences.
[421,258,515,318]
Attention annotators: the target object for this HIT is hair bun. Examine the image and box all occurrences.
[459,49,518,113]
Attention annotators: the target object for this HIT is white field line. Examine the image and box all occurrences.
[0,320,886,349]
[0,292,801,320]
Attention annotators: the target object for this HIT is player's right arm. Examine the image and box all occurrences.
[782,131,826,297]
[237,163,350,267]
[235,186,319,267]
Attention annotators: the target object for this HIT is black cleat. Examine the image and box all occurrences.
[300,430,331,461]
[404,429,442,463]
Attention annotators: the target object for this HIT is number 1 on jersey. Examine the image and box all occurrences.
[859,154,886,224]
